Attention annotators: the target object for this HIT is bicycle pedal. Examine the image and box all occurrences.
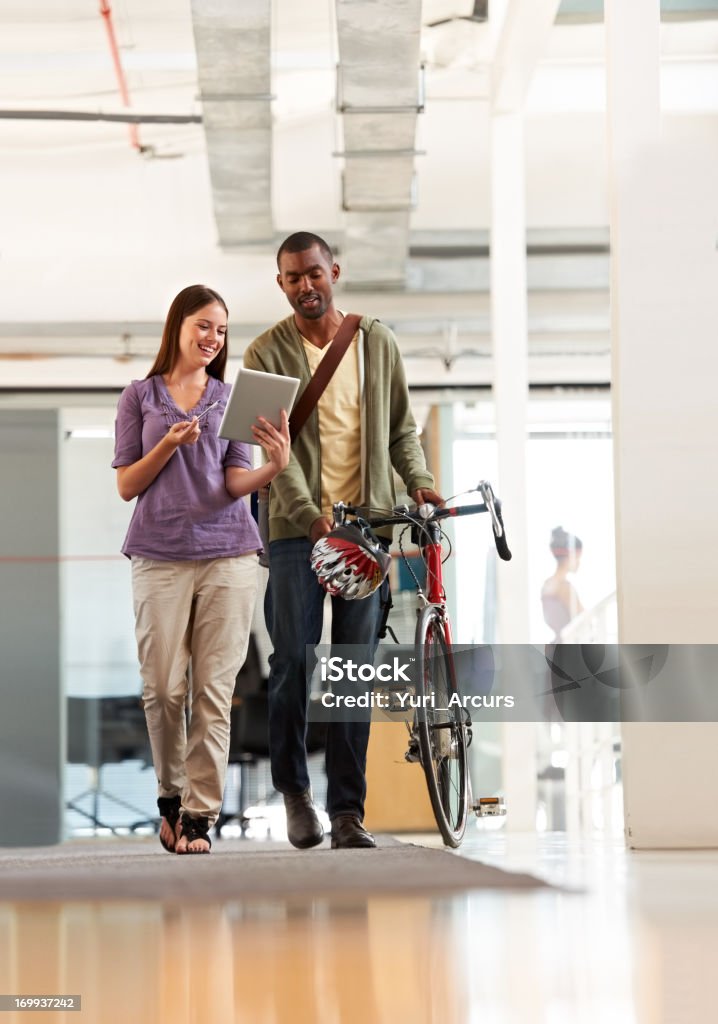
[404,737,421,763]
[472,796,506,818]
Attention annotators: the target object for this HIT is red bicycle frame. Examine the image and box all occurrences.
[422,538,455,647]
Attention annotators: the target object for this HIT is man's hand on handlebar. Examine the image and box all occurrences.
[411,487,445,508]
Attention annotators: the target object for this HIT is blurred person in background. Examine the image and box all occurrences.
[541,526,584,642]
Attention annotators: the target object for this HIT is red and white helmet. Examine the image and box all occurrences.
[311,525,391,600]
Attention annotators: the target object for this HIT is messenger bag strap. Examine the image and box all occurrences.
[288,313,362,442]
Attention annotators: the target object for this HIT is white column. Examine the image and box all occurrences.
[490,111,531,644]
[489,1,562,833]
[491,112,535,830]
[606,0,718,847]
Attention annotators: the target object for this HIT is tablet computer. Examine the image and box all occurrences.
[218,367,300,444]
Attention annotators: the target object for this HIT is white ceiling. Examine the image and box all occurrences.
[0,1,716,389]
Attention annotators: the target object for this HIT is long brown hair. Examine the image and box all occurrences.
[146,285,229,381]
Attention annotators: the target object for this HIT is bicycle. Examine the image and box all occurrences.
[331,481,512,847]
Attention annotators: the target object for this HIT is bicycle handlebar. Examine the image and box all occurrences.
[333,480,512,562]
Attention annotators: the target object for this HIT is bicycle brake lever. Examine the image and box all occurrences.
[477,481,502,537]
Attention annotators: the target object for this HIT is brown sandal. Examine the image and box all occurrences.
[157,796,181,853]
[177,814,212,854]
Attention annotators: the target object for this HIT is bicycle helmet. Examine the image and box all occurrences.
[311,523,391,600]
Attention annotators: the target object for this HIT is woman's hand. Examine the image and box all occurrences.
[252,410,290,477]
[117,418,201,501]
[224,412,291,499]
[166,418,201,448]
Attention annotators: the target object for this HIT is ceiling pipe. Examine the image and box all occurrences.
[0,110,201,124]
[98,0,142,151]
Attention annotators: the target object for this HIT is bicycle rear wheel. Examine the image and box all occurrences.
[415,606,469,847]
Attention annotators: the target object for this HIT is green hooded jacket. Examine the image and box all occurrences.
[243,314,435,541]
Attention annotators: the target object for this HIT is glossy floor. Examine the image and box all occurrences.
[1,829,717,1023]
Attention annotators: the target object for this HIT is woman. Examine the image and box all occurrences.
[541,525,584,641]
[113,285,289,854]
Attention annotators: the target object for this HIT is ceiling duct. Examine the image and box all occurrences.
[335,0,423,288]
[190,0,273,245]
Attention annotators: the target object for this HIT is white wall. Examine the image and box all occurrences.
[611,115,718,846]
[613,126,718,643]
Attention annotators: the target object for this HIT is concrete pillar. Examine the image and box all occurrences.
[490,111,536,830]
[0,410,64,845]
[490,112,531,645]
[606,0,718,846]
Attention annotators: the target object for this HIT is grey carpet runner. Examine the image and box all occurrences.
[0,836,549,902]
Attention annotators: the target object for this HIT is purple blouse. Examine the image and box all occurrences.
[112,375,261,561]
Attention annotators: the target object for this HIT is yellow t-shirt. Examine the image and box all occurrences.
[302,330,362,519]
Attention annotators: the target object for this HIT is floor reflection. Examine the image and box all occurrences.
[0,895,468,1024]
[3,832,718,1023]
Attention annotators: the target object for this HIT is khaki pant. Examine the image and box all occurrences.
[132,555,258,823]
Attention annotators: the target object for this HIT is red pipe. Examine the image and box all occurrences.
[98,0,141,151]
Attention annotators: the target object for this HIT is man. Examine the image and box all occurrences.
[244,231,442,849]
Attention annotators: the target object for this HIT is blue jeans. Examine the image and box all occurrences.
[266,538,382,820]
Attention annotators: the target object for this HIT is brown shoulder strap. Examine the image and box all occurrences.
[288,313,362,442]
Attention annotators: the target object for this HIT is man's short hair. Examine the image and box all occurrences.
[276,232,334,268]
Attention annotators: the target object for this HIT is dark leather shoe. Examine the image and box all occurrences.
[284,789,324,849]
[330,814,376,849]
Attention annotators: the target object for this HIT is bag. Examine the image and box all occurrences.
[257,313,362,561]
[288,314,362,441]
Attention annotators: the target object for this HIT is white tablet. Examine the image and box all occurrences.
[218,367,300,444]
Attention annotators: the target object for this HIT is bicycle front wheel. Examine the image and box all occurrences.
[415,606,469,847]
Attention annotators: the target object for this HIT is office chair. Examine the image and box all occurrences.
[66,695,153,834]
